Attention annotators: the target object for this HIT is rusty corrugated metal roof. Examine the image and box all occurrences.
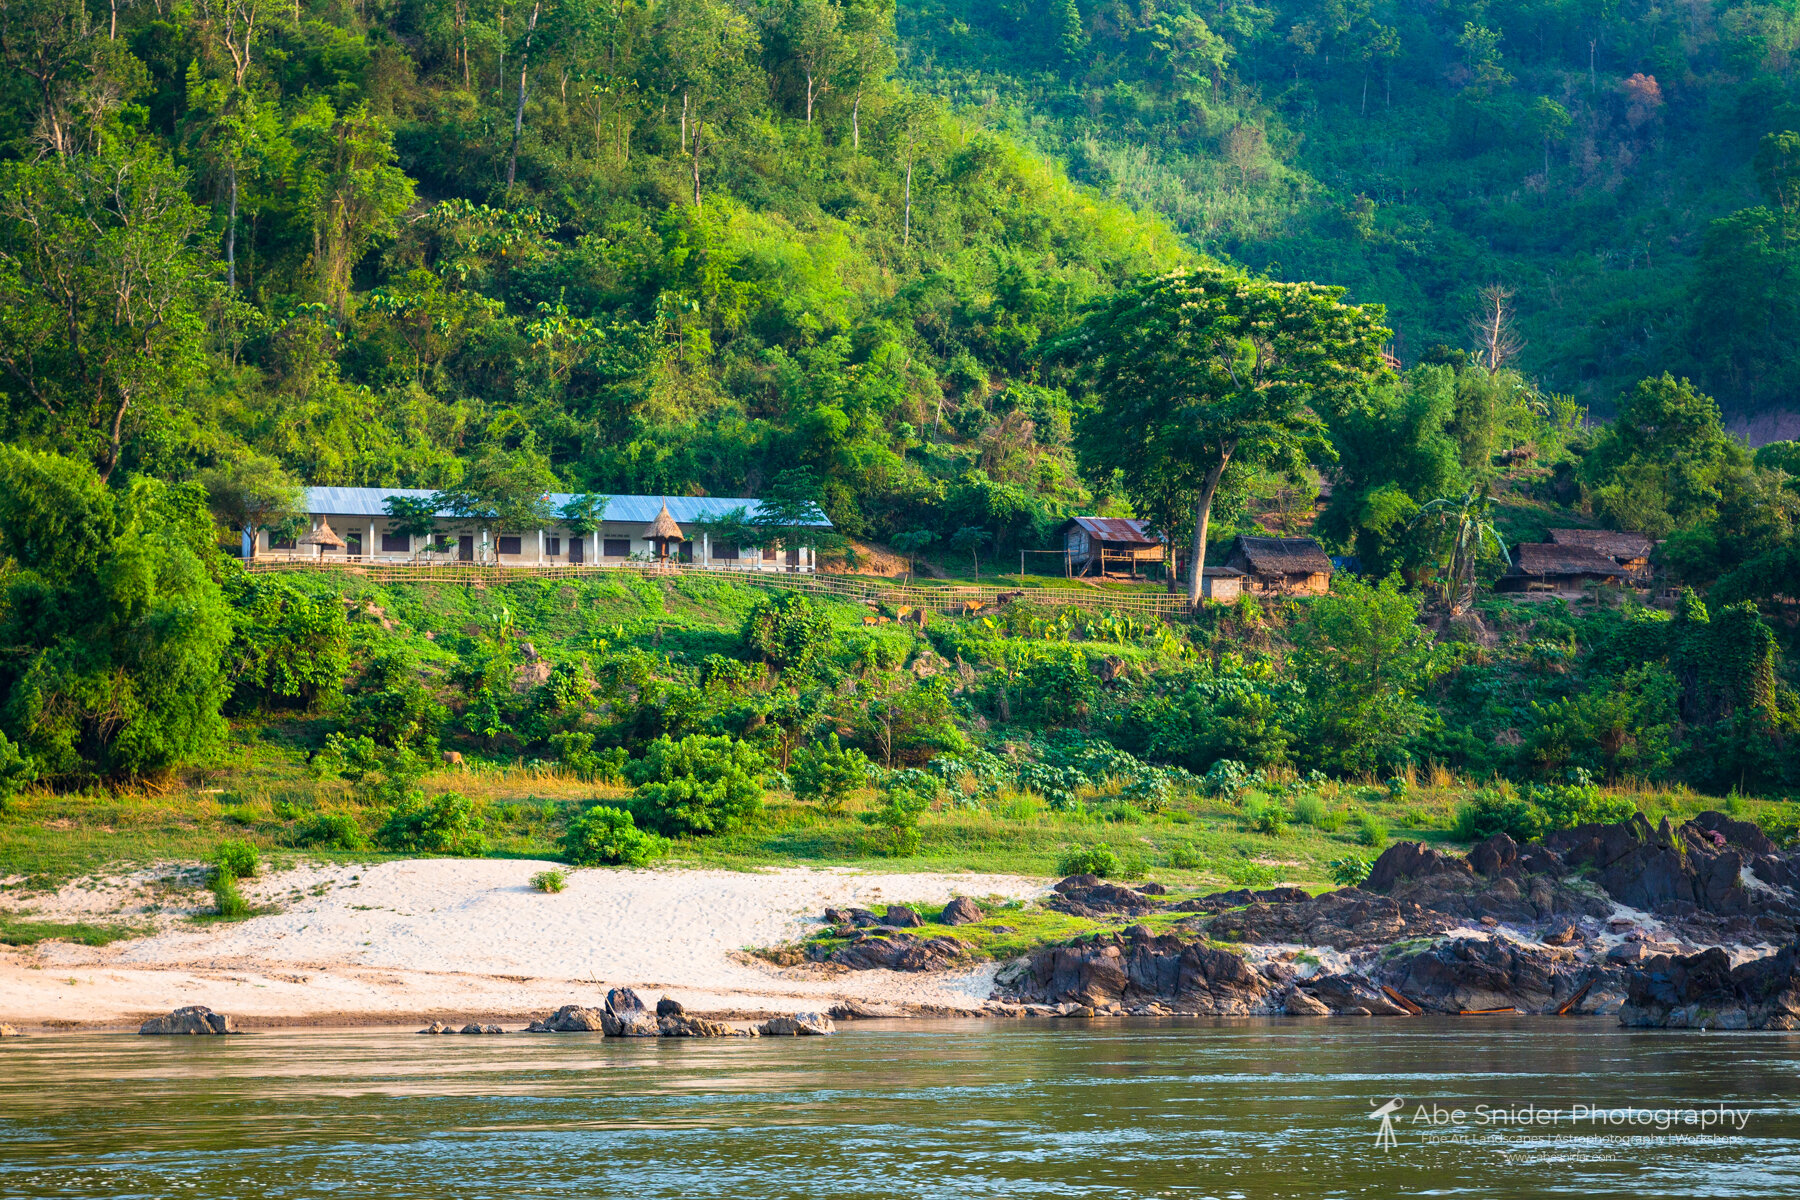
[1065,516,1159,546]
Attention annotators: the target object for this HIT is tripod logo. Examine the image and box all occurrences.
[1370,1097,1404,1150]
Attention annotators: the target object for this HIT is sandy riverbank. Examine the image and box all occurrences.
[0,860,1051,1030]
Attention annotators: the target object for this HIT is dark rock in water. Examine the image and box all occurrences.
[1049,882,1164,918]
[884,904,924,928]
[0,1023,21,1038]
[656,997,685,1018]
[828,1000,905,1019]
[1053,874,1101,892]
[659,1014,741,1037]
[1377,937,1595,1014]
[418,1020,454,1034]
[760,1012,836,1036]
[140,1006,238,1035]
[1620,942,1800,1030]
[602,988,659,1036]
[459,1023,504,1034]
[1137,882,1168,896]
[939,896,983,926]
[541,1004,607,1032]
[824,932,965,971]
[1006,927,1279,1015]
[1297,974,1410,1016]
[1285,989,1331,1016]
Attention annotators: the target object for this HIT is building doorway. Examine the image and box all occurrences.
[458,535,475,562]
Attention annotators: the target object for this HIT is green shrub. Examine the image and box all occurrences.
[859,787,931,857]
[789,735,872,812]
[530,869,568,893]
[562,805,667,866]
[210,871,250,919]
[1354,812,1388,849]
[1244,797,1288,836]
[376,792,487,856]
[629,735,766,836]
[1316,806,1350,833]
[547,731,628,782]
[1057,843,1120,877]
[296,812,367,851]
[1291,794,1326,826]
[1223,860,1279,886]
[741,594,832,672]
[213,840,259,880]
[1164,842,1205,870]
[1451,791,1546,843]
[1328,855,1372,886]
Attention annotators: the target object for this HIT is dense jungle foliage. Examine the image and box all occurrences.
[901,0,1800,421]
[0,0,1795,875]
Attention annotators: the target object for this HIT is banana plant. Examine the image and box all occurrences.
[1410,484,1510,616]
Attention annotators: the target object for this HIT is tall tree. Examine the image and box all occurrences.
[1062,267,1391,609]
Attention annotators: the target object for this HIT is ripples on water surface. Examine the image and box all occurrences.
[1,1017,1797,1198]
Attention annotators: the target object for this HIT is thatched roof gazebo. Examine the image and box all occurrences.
[297,518,347,556]
[642,502,685,560]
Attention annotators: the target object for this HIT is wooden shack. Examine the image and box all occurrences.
[1059,517,1162,578]
[1546,529,1654,583]
[1221,536,1334,595]
[1499,542,1629,593]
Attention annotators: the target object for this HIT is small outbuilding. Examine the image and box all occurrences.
[1221,536,1334,595]
[1499,542,1629,593]
[1059,517,1162,577]
[1546,529,1654,583]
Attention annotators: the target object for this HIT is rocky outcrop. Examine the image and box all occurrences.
[1296,973,1413,1016]
[759,1012,836,1036]
[659,1013,745,1037]
[139,1006,238,1035]
[1620,943,1800,1030]
[531,1004,608,1032]
[816,931,967,971]
[1376,937,1606,1014]
[602,987,661,1036]
[1170,886,1310,913]
[1203,890,1464,950]
[1009,926,1281,1015]
[940,897,983,926]
[1048,881,1164,918]
[883,904,924,928]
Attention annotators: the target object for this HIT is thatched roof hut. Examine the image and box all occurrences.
[642,503,685,558]
[1500,543,1627,592]
[1546,529,1654,577]
[297,519,346,552]
[1221,535,1334,594]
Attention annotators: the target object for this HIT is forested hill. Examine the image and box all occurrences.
[897,0,1800,430]
[0,0,1189,545]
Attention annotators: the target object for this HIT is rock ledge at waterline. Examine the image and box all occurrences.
[977,812,1800,1029]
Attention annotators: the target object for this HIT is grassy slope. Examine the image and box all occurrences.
[1,573,1779,896]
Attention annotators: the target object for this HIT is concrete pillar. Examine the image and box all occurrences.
[368,522,376,561]
[537,529,544,564]
[702,532,710,568]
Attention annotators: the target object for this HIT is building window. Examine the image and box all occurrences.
[713,544,739,561]
[546,536,561,556]
[497,535,523,556]
[345,532,363,556]
[603,538,631,557]
[762,546,778,562]
[270,534,297,550]
[381,532,410,553]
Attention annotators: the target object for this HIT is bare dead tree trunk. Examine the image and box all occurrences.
[504,0,540,193]
[852,88,861,150]
[902,146,913,247]
[225,162,237,289]
[691,119,704,208]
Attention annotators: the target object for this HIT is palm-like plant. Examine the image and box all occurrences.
[1410,485,1510,615]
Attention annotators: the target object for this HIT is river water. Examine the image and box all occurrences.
[1,1016,1797,1199]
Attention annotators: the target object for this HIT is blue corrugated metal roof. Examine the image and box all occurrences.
[300,487,831,528]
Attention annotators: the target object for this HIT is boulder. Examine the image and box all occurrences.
[1048,882,1163,918]
[140,1006,238,1035]
[0,1023,21,1037]
[602,988,660,1036]
[1468,833,1519,879]
[823,907,850,926]
[1364,843,1475,892]
[828,1000,906,1019]
[418,1021,455,1034]
[1284,989,1331,1016]
[1297,974,1411,1016]
[1136,882,1169,896]
[1004,928,1280,1015]
[659,1014,741,1037]
[541,1005,608,1032]
[1053,874,1102,892]
[1170,886,1310,913]
[823,932,965,971]
[1619,942,1800,1030]
[1378,937,1583,1014]
[1201,889,1463,950]
[759,1012,836,1036]
[656,997,685,1017]
[458,1023,504,1034]
[884,904,924,928]
[939,897,983,926]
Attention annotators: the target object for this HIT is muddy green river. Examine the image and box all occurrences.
[1,1016,1796,1198]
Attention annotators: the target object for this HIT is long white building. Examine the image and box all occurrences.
[245,487,831,572]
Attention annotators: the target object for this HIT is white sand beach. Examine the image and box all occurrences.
[0,861,1051,1029]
